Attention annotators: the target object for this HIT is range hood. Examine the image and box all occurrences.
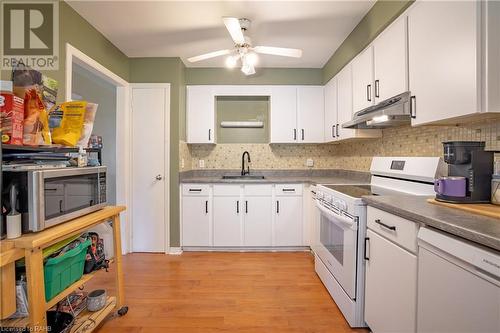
[343,92,411,129]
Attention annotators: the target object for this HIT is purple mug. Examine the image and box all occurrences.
[434,177,466,197]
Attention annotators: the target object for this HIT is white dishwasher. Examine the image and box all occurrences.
[417,228,500,333]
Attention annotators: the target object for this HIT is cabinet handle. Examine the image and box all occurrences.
[336,124,339,137]
[410,96,416,119]
[367,84,372,102]
[282,188,295,192]
[375,80,380,98]
[189,189,202,192]
[276,201,280,214]
[364,237,370,261]
[293,129,297,141]
[205,200,208,214]
[236,201,239,214]
[245,200,248,214]
[375,219,396,231]
[332,125,335,138]
[208,129,211,141]
[301,129,305,141]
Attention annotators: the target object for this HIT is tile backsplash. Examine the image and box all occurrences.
[180,119,500,172]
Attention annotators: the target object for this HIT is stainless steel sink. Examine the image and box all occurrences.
[222,175,265,180]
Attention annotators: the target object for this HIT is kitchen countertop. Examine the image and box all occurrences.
[179,169,371,185]
[363,195,500,252]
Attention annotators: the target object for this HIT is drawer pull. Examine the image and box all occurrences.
[282,188,295,192]
[375,219,396,231]
[364,237,370,261]
[189,189,202,192]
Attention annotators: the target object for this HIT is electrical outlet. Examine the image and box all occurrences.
[181,158,185,169]
[306,158,314,167]
[198,159,205,168]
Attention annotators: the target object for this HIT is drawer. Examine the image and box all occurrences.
[44,183,64,196]
[182,184,210,196]
[244,184,272,196]
[213,184,241,196]
[276,184,303,196]
[367,206,419,253]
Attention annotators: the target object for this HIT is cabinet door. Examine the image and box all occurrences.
[324,78,338,142]
[408,1,479,125]
[352,46,374,113]
[182,196,210,246]
[243,196,272,246]
[275,196,303,246]
[213,196,242,246]
[186,86,215,143]
[365,229,417,333]
[297,86,324,143]
[373,17,408,102]
[270,86,297,143]
[336,64,354,139]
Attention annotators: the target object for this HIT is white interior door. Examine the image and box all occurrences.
[131,85,170,252]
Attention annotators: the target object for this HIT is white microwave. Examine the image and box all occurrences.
[3,167,107,232]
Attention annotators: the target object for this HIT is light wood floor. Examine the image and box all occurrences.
[89,252,369,333]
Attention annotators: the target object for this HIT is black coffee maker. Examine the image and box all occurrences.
[437,141,493,203]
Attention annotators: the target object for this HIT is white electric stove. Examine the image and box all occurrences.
[312,157,445,327]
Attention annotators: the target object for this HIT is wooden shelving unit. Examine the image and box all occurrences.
[0,206,127,332]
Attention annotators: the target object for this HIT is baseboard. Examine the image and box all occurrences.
[182,246,311,252]
[168,247,183,255]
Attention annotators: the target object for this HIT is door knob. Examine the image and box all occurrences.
[155,174,163,181]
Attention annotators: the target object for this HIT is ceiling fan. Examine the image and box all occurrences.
[187,17,303,75]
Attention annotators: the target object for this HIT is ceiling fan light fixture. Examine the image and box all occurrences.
[245,52,258,66]
[225,55,238,68]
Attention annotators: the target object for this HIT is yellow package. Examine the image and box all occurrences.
[49,101,87,146]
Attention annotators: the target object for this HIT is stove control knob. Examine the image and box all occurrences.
[325,194,332,203]
[338,200,348,211]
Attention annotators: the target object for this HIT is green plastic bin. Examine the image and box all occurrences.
[44,239,91,301]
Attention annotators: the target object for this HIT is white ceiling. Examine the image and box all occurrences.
[67,0,375,68]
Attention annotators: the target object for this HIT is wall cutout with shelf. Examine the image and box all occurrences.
[216,96,269,144]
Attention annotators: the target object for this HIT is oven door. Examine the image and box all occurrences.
[315,200,358,299]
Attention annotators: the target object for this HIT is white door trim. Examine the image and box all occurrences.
[65,43,132,254]
[130,83,171,254]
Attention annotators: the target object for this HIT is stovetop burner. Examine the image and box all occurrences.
[322,184,374,198]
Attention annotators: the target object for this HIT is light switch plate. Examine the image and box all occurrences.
[306,158,314,167]
[198,159,205,168]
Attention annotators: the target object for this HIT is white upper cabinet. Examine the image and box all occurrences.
[352,46,374,113]
[408,1,485,125]
[186,86,215,143]
[297,86,325,143]
[324,77,338,142]
[336,65,355,139]
[373,16,408,102]
[270,86,298,143]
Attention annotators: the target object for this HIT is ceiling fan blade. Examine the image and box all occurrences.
[187,49,232,63]
[223,17,245,44]
[253,46,303,58]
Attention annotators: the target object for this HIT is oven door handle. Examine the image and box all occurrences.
[316,201,357,231]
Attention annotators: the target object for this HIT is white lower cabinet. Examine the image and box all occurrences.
[213,195,242,247]
[182,196,210,246]
[243,196,272,246]
[275,195,303,246]
[365,207,418,333]
[182,183,304,248]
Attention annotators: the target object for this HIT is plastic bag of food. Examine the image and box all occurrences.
[76,103,98,147]
[23,89,51,146]
[49,101,87,146]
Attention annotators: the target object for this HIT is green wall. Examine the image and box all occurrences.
[322,0,413,84]
[186,67,322,85]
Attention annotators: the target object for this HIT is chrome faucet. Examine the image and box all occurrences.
[241,151,251,176]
